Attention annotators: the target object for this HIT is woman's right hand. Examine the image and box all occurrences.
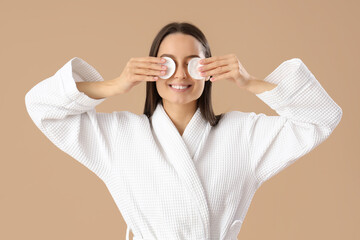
[112,56,166,94]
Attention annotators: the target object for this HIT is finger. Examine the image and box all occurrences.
[199,53,234,65]
[198,56,233,73]
[135,61,166,71]
[133,74,159,82]
[199,56,218,65]
[200,58,230,73]
[133,67,165,77]
[135,56,165,64]
[210,70,233,82]
[201,62,233,78]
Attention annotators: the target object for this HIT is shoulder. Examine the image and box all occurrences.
[208,111,253,145]
[113,110,149,129]
[213,110,253,132]
[221,110,252,123]
[115,110,147,122]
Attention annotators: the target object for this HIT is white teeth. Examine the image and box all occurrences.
[170,85,190,89]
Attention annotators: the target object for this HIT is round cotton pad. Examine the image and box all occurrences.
[188,57,205,80]
[158,56,176,79]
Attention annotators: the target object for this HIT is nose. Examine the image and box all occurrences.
[173,63,188,79]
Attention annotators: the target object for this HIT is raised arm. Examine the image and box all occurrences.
[246,58,342,184]
[25,57,120,180]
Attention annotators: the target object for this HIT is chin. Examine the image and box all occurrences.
[163,98,195,106]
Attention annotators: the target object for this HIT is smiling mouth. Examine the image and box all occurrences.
[169,84,192,88]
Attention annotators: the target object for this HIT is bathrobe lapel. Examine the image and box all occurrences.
[151,102,211,238]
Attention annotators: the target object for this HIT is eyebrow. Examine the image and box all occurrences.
[160,53,200,60]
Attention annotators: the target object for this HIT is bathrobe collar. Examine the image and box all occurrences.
[150,101,211,238]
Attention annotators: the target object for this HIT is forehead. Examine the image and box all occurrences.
[158,33,204,58]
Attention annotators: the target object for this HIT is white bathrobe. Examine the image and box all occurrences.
[25,57,342,240]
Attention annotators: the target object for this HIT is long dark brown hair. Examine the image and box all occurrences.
[143,21,223,126]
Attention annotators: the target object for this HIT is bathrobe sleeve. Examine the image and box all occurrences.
[248,58,343,184]
[25,57,118,180]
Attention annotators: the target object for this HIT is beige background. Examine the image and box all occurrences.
[1,0,358,239]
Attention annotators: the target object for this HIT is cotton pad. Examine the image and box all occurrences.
[158,56,205,80]
[158,57,176,79]
[188,57,205,80]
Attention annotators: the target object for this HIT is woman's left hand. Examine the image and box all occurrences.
[198,54,252,89]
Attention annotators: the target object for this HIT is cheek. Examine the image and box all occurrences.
[194,81,205,90]
[156,80,164,89]
[192,81,205,95]
[156,81,168,95]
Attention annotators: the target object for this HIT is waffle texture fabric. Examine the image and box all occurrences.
[25,57,342,240]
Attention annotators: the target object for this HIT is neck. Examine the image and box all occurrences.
[162,100,197,136]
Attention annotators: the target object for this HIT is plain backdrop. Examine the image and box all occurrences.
[1,0,358,239]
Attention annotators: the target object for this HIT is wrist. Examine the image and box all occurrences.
[245,76,278,94]
[243,75,258,92]
[100,78,119,97]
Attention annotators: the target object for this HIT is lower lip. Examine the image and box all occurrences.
[169,85,192,92]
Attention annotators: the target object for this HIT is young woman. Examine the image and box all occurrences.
[25,22,342,240]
